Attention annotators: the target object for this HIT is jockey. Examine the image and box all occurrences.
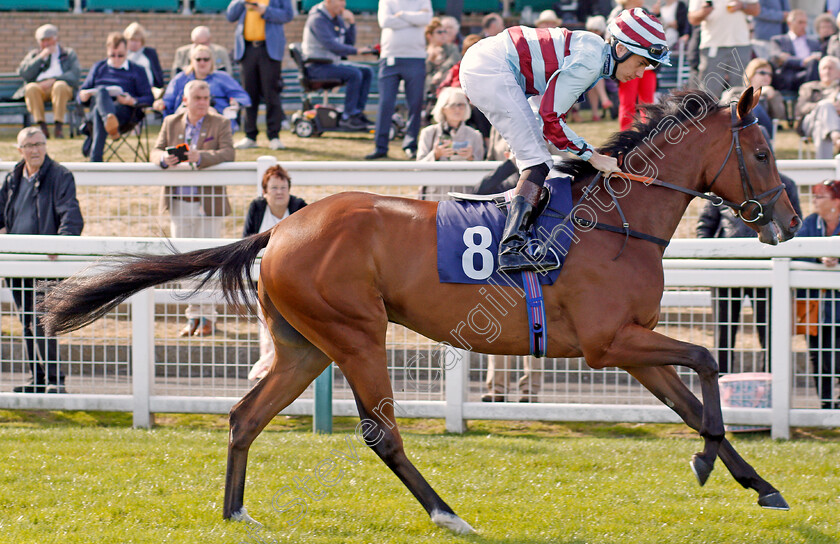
[459,8,670,273]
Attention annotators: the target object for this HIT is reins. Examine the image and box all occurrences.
[549,102,786,260]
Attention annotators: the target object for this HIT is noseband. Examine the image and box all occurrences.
[705,102,785,226]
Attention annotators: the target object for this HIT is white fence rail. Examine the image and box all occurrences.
[2,236,840,439]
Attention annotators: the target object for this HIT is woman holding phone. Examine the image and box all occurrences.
[417,87,484,199]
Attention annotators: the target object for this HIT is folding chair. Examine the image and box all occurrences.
[103,106,150,163]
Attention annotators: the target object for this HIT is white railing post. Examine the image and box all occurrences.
[182,0,192,15]
[255,156,278,196]
[445,347,468,433]
[770,258,792,439]
[131,289,155,429]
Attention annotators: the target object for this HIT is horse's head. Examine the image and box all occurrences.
[706,87,801,245]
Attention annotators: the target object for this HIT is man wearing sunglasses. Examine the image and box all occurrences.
[78,32,154,162]
[459,8,670,273]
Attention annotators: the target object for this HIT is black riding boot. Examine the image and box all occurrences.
[498,171,560,273]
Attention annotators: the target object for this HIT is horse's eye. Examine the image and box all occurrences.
[756,151,769,162]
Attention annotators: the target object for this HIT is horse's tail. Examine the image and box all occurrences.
[40,229,274,336]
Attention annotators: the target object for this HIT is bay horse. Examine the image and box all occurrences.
[41,88,799,534]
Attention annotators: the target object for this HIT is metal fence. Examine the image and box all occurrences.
[1,160,840,438]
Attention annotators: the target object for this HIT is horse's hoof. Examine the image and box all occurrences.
[690,454,713,486]
[230,506,262,526]
[431,510,476,534]
[758,492,790,511]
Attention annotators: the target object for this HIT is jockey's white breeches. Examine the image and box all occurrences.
[459,37,552,173]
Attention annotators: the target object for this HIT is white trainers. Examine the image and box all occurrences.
[268,138,286,150]
[234,137,258,149]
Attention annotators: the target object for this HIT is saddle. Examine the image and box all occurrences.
[448,186,552,218]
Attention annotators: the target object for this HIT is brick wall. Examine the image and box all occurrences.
[0,12,488,74]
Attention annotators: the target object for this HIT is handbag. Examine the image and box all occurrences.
[793,298,819,336]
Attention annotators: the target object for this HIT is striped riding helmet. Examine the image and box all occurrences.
[608,8,671,67]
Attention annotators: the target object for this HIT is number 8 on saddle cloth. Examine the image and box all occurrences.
[436,175,575,286]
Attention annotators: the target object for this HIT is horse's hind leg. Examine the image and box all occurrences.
[341,352,475,534]
[625,366,789,510]
[224,298,332,522]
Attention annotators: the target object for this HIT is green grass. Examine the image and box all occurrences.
[0,412,838,544]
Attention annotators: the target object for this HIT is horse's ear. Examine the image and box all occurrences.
[736,86,761,120]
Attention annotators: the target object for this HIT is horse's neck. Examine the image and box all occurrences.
[586,135,712,244]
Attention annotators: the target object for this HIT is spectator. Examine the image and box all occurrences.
[651,0,691,49]
[365,0,432,160]
[227,0,294,151]
[696,173,801,374]
[796,179,840,409]
[481,12,505,37]
[482,356,542,403]
[440,15,462,48]
[721,58,786,133]
[688,0,760,98]
[418,87,484,199]
[424,18,460,103]
[172,25,234,76]
[474,127,518,195]
[584,15,614,122]
[825,12,840,59]
[797,56,840,158]
[78,32,154,163]
[15,24,80,140]
[418,87,483,162]
[155,45,251,131]
[769,9,821,92]
[435,34,481,95]
[152,80,234,337]
[242,164,307,380]
[609,0,658,130]
[302,0,375,130]
[753,0,789,42]
[123,22,165,97]
[534,9,562,28]
[815,13,837,55]
[0,127,83,394]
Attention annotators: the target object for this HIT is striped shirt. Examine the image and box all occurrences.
[502,26,611,160]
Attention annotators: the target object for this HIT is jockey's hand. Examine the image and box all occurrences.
[588,151,621,175]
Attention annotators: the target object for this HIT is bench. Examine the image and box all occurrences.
[0,71,85,137]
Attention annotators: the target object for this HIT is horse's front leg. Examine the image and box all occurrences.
[583,324,724,485]
[625,366,789,509]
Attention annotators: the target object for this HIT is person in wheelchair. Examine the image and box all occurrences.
[78,32,153,162]
[301,0,376,130]
[459,8,670,273]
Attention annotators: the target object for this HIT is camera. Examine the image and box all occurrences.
[166,143,190,163]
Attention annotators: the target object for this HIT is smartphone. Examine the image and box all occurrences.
[452,141,469,151]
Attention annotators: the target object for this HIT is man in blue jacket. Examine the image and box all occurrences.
[302,0,375,130]
[227,0,295,151]
[0,127,83,394]
[78,32,154,162]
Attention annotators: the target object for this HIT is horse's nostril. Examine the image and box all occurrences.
[790,216,802,232]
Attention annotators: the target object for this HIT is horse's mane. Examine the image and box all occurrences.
[555,89,725,183]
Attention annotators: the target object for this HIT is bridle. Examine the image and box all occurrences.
[548,101,787,260]
[705,102,785,225]
[611,102,785,226]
